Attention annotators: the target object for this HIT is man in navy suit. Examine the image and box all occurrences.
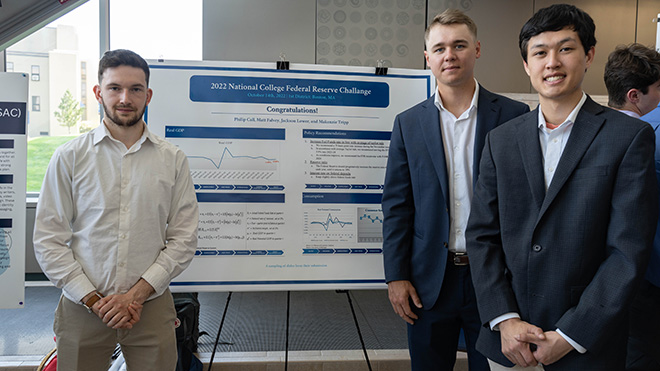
[467,5,657,370]
[604,43,660,371]
[382,9,529,370]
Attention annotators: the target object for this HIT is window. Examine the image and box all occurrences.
[8,1,100,192]
[81,62,87,121]
[32,96,41,112]
[31,65,40,81]
[8,0,201,193]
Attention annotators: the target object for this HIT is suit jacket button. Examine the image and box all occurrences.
[532,244,542,252]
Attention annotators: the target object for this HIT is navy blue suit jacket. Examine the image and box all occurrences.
[382,86,529,309]
[467,97,658,370]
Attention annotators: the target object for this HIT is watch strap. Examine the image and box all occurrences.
[81,292,104,313]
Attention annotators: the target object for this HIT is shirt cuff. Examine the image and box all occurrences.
[489,313,520,331]
[63,273,97,303]
[556,328,587,353]
[141,263,171,298]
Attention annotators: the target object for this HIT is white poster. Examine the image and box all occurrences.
[146,61,433,292]
[0,73,28,308]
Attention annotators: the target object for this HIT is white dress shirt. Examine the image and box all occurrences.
[490,93,588,354]
[618,109,641,119]
[538,93,587,190]
[34,122,199,303]
[434,81,479,253]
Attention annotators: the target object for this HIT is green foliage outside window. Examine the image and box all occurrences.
[54,90,84,134]
[27,136,76,192]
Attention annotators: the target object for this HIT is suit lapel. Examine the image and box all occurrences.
[474,87,501,188]
[517,108,546,211]
[419,95,450,204]
[538,97,605,219]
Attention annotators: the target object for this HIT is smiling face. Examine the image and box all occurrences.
[523,27,594,107]
[93,65,153,128]
[424,23,480,89]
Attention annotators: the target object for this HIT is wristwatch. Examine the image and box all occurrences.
[81,292,104,313]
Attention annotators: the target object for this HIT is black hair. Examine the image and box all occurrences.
[519,4,596,62]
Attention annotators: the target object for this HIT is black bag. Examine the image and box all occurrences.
[173,293,203,371]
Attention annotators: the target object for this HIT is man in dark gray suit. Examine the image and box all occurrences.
[466,4,657,370]
[382,9,528,371]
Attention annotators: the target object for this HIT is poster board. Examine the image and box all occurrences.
[0,72,27,308]
[146,60,433,292]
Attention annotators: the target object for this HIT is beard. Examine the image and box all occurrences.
[101,100,146,127]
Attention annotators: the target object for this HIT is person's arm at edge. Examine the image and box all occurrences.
[141,151,199,298]
[382,115,422,324]
[467,132,534,366]
[33,147,97,303]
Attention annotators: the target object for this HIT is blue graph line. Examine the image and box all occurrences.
[311,213,353,231]
[359,214,383,223]
[188,147,277,169]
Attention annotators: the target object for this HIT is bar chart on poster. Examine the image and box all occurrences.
[146,60,433,292]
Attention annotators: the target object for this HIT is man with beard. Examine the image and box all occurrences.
[33,49,199,371]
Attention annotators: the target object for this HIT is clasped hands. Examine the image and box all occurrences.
[88,292,144,330]
[498,318,574,367]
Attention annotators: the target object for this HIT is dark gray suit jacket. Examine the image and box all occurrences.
[466,96,658,370]
[382,86,529,308]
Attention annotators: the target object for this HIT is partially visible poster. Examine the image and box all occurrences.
[0,72,28,308]
[147,61,433,292]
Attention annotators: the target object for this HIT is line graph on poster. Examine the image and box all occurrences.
[303,207,355,243]
[184,140,282,181]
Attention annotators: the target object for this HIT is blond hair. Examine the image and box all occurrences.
[425,9,478,47]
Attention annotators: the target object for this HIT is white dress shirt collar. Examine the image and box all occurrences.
[434,79,480,116]
[618,109,641,119]
[537,92,587,132]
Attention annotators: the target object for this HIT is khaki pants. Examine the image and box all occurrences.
[54,290,177,371]
[488,359,545,370]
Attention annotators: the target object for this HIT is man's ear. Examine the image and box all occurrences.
[523,60,530,77]
[93,85,102,104]
[146,88,153,105]
[626,88,640,104]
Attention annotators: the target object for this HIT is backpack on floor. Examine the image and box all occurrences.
[173,293,203,371]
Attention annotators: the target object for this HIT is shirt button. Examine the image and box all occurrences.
[118,262,125,268]
[121,234,126,239]
[455,201,461,206]
[456,229,462,235]
[548,167,554,172]
[553,139,558,143]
